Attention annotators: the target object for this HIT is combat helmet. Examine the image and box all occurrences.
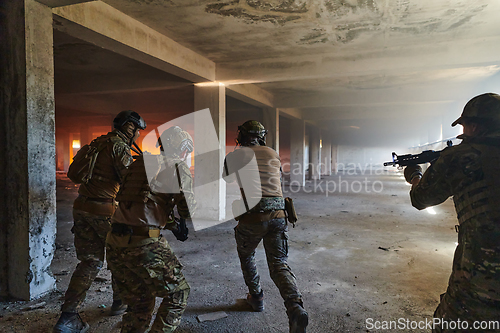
[113,110,147,130]
[157,126,193,157]
[452,93,500,128]
[237,120,268,146]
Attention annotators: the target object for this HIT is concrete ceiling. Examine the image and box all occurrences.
[52,0,500,147]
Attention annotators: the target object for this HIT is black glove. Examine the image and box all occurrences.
[404,165,423,184]
[171,217,188,242]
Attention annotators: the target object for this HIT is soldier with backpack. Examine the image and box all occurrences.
[53,110,146,333]
[106,126,195,333]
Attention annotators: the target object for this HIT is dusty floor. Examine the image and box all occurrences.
[0,171,459,333]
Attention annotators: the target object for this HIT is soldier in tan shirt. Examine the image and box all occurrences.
[223,120,308,333]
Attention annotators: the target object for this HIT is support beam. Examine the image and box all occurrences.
[35,0,90,8]
[53,1,215,82]
[278,108,303,120]
[262,107,279,153]
[194,85,226,221]
[289,119,305,187]
[0,0,56,300]
[225,84,273,108]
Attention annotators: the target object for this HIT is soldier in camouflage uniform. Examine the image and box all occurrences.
[404,93,500,332]
[106,126,195,333]
[223,120,308,333]
[54,110,146,333]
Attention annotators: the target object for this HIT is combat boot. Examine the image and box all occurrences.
[53,312,89,333]
[286,301,308,333]
[110,299,127,316]
[246,289,264,312]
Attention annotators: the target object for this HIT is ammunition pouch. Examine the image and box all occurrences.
[284,197,298,227]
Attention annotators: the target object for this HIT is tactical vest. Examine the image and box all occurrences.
[90,134,124,183]
[453,142,500,225]
[77,131,130,200]
[115,155,174,209]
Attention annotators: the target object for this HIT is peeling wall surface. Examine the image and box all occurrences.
[102,0,498,61]
[0,0,56,300]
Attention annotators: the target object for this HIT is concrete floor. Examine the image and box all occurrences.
[0,171,459,333]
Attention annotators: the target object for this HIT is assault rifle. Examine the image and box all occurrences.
[384,140,453,168]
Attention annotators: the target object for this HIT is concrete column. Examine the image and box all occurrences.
[0,0,56,300]
[290,119,305,186]
[322,133,332,176]
[310,127,321,180]
[331,144,338,174]
[194,85,226,221]
[262,107,279,153]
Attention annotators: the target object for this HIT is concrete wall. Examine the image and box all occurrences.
[0,0,57,299]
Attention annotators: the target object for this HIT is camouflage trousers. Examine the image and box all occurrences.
[62,209,119,313]
[432,289,500,332]
[235,217,302,304]
[106,237,190,333]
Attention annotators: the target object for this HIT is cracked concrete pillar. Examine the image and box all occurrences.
[194,85,226,220]
[0,0,56,300]
[290,119,305,187]
[310,127,321,180]
[262,107,279,153]
[322,133,332,176]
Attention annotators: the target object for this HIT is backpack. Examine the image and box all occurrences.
[67,138,108,184]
